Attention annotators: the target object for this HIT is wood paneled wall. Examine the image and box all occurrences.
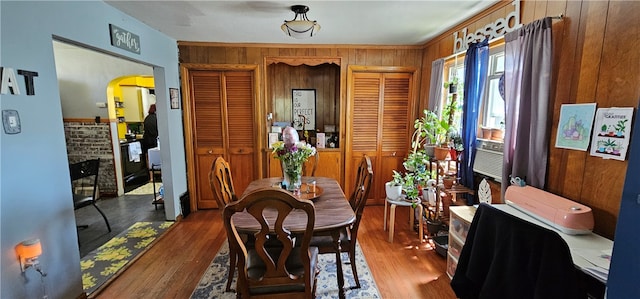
[422,0,640,239]
[178,43,424,182]
[178,46,424,127]
[267,63,339,131]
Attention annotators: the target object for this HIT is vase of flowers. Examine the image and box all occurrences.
[282,161,303,190]
[271,128,316,191]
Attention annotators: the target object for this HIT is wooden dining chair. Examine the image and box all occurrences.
[70,158,111,232]
[277,150,319,176]
[303,150,319,176]
[223,188,318,298]
[208,156,239,292]
[209,156,237,208]
[310,155,373,289]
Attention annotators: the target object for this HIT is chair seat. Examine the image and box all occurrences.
[309,228,351,253]
[73,194,95,209]
[247,246,319,295]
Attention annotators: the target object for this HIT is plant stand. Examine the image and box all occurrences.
[383,197,424,243]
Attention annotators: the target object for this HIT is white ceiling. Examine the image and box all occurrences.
[105,1,499,45]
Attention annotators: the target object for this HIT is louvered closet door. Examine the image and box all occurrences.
[224,71,256,196]
[348,73,381,201]
[348,72,412,205]
[377,74,411,203]
[190,70,257,209]
[191,71,225,209]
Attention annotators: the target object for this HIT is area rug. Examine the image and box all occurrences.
[191,241,381,299]
[126,182,162,195]
[80,221,174,295]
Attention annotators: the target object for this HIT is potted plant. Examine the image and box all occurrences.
[385,171,404,200]
[448,131,464,160]
[442,174,456,189]
[444,77,459,94]
[415,109,448,157]
[481,126,492,139]
[403,149,429,173]
[490,127,504,140]
[415,109,439,145]
[388,171,422,206]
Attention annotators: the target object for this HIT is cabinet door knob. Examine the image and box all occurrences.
[208,150,212,154]
[392,152,396,156]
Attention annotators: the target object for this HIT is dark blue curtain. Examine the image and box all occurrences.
[461,39,489,205]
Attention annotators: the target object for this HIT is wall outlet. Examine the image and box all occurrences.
[96,102,107,108]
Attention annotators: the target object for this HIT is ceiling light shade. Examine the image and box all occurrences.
[281,5,320,39]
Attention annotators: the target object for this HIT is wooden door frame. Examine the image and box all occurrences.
[180,63,262,212]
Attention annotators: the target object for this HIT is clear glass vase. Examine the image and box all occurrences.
[282,162,302,191]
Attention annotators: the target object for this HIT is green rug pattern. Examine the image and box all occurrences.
[80,221,174,294]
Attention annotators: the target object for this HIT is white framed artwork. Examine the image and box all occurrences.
[590,107,634,161]
[292,89,316,131]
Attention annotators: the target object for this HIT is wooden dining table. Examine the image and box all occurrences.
[234,176,356,299]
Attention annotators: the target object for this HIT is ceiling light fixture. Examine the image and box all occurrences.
[281,5,320,39]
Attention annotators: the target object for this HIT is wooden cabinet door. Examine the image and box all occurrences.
[314,150,342,182]
[189,70,257,209]
[347,72,412,205]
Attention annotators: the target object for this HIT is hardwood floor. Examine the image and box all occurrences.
[93,205,457,299]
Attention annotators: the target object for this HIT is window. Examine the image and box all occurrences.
[479,45,505,137]
[439,43,505,141]
[441,60,465,133]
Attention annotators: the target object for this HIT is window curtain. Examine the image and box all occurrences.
[428,58,445,111]
[460,39,489,205]
[502,17,553,197]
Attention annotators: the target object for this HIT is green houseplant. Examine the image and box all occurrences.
[448,131,464,160]
[385,111,438,206]
[444,77,460,94]
[415,109,449,159]
[385,171,403,200]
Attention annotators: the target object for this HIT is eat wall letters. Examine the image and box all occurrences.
[0,67,38,96]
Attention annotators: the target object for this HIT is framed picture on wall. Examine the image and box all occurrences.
[292,89,316,130]
[169,88,180,109]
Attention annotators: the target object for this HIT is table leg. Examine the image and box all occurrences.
[389,204,396,243]
[332,230,346,299]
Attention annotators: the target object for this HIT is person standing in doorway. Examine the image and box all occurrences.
[143,104,158,153]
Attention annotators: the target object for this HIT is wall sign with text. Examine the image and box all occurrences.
[109,24,140,54]
[292,89,316,131]
[452,0,522,54]
[0,67,38,96]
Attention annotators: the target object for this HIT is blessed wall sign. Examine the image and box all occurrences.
[452,0,522,54]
